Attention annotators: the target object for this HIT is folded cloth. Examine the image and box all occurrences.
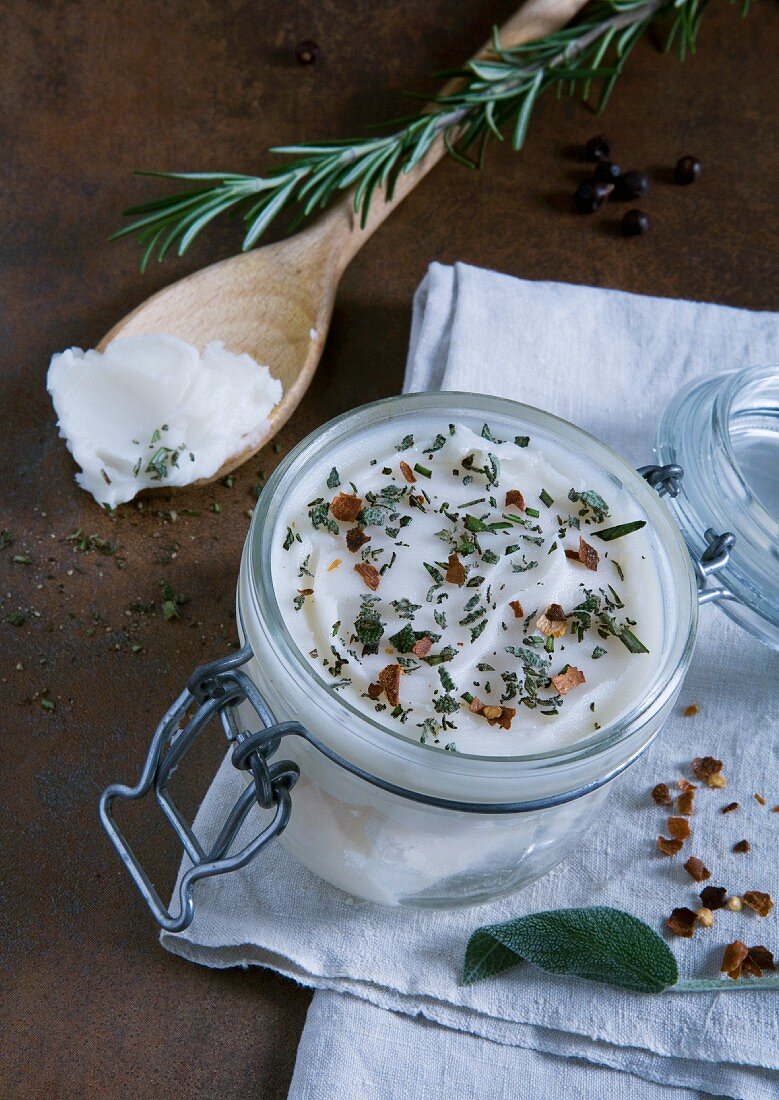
[162,265,779,1099]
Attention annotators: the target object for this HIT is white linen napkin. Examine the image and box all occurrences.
[161,264,779,1099]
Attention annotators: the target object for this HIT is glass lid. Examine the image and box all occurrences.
[656,365,779,650]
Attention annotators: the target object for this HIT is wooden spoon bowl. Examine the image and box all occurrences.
[100,0,585,486]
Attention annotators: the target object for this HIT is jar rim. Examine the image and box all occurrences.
[243,392,697,771]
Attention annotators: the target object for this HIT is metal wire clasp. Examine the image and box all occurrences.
[639,464,736,606]
[99,644,302,933]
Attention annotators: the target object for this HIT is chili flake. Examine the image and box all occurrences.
[668,816,691,840]
[536,604,568,638]
[657,836,684,856]
[505,489,526,510]
[354,562,381,591]
[551,666,585,694]
[683,855,710,882]
[742,890,773,917]
[651,782,673,806]
[699,886,728,911]
[331,493,363,522]
[565,536,599,571]
[399,461,416,484]
[733,839,751,853]
[445,552,467,586]
[509,599,524,619]
[369,664,402,707]
[666,907,697,938]
[346,527,370,553]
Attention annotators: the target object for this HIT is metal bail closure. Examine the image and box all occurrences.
[639,464,736,606]
[98,643,302,933]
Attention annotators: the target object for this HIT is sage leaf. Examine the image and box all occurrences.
[463,906,678,993]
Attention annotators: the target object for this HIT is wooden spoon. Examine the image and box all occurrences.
[100,0,587,484]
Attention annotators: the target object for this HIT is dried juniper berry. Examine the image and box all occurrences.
[573,180,613,214]
[621,209,650,236]
[594,160,621,184]
[584,134,611,161]
[674,156,701,184]
[295,39,321,65]
[615,170,649,201]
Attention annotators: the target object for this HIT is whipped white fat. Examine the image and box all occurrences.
[47,334,282,507]
[271,419,664,757]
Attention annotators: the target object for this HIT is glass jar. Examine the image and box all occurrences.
[102,374,776,927]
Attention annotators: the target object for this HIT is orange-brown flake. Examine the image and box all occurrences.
[691,756,726,788]
[733,839,751,853]
[684,855,711,882]
[505,489,526,510]
[399,460,416,484]
[369,664,402,708]
[509,599,524,619]
[667,907,697,938]
[657,836,684,856]
[445,552,467,586]
[565,536,599,571]
[330,492,362,522]
[651,782,673,807]
[346,527,370,553]
[721,940,749,980]
[536,604,568,638]
[668,816,691,840]
[551,666,585,695]
[683,704,699,717]
[411,635,432,658]
[700,885,728,911]
[722,802,740,814]
[327,558,342,572]
[754,793,767,806]
[745,945,776,976]
[354,562,381,591]
[677,789,696,816]
[469,697,516,730]
[743,890,774,917]
[678,777,697,792]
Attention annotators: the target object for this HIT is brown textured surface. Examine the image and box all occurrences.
[1,1,777,1097]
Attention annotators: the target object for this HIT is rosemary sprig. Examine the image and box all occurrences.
[116,0,751,269]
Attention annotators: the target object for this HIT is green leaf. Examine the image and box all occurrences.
[463,906,679,993]
[593,520,646,542]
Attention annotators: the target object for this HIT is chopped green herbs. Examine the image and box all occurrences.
[326,467,340,489]
[593,520,646,541]
[392,598,422,620]
[396,434,414,451]
[539,489,554,507]
[353,597,385,648]
[568,488,610,524]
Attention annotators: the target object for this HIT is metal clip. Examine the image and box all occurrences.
[692,528,737,605]
[638,463,684,498]
[99,643,301,933]
[640,464,736,606]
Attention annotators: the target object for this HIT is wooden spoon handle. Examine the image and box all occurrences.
[315,0,591,269]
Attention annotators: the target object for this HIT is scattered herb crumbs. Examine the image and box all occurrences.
[396,434,414,451]
[13,555,31,565]
[539,489,554,508]
[273,441,282,453]
[326,467,340,489]
[514,436,530,448]
[0,530,13,549]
